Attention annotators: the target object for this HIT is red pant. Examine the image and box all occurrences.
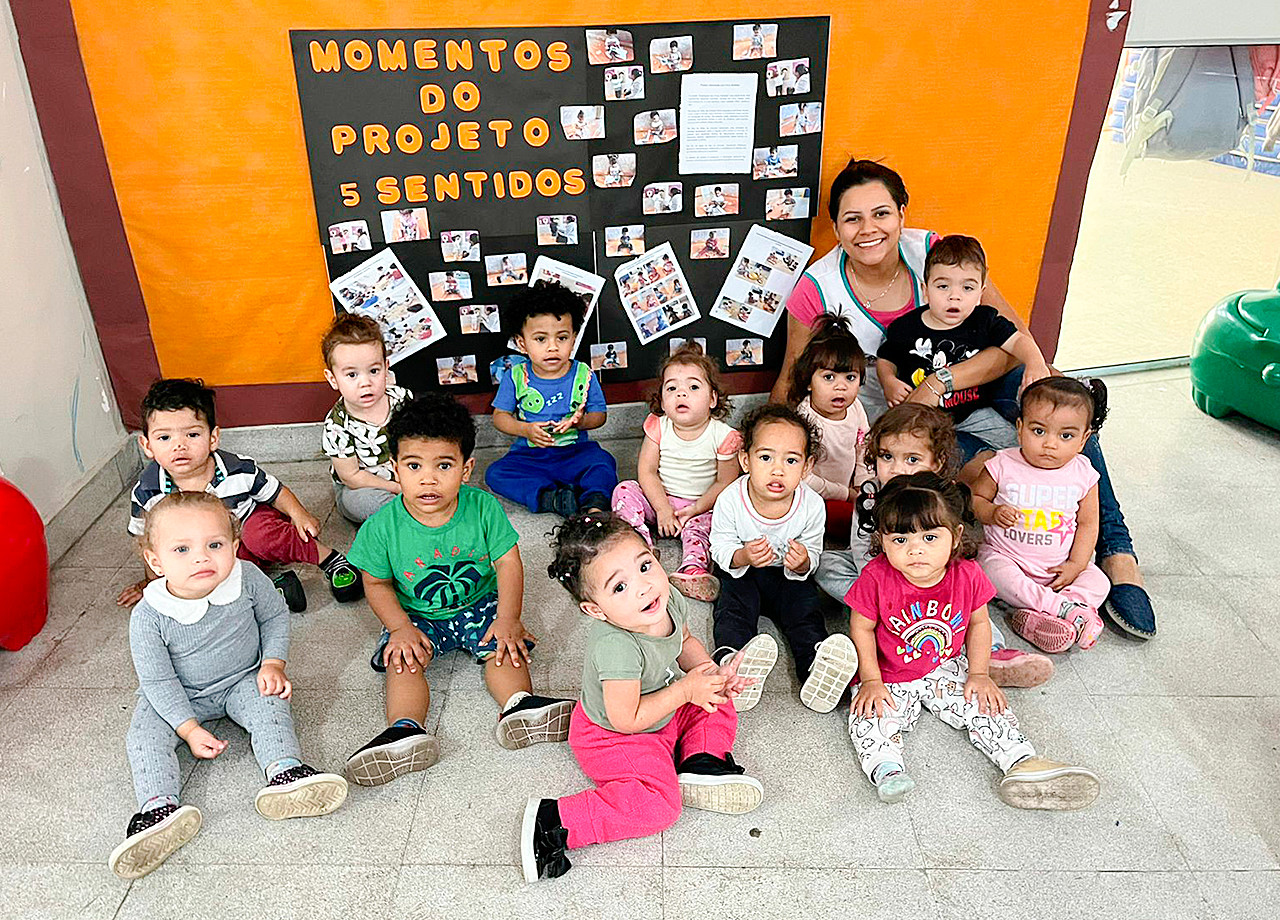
[559,700,738,849]
[235,504,320,567]
[825,499,853,542]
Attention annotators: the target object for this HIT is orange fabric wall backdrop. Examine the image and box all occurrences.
[67,1,1089,387]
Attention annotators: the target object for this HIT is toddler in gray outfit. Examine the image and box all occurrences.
[110,492,347,880]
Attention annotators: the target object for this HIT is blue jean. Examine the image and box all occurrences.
[962,369,1135,561]
[484,441,618,512]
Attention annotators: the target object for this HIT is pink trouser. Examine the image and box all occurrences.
[236,504,321,568]
[611,481,712,573]
[978,547,1109,613]
[559,700,738,849]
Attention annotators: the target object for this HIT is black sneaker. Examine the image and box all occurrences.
[496,695,574,751]
[676,752,764,814]
[321,553,364,604]
[578,491,610,514]
[345,724,440,786]
[551,485,579,518]
[273,571,307,613]
[520,797,571,883]
[254,763,349,820]
[107,803,202,880]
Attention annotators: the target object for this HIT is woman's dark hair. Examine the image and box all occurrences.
[648,343,731,419]
[862,404,961,479]
[739,403,821,460]
[827,158,909,222]
[501,279,587,337]
[387,393,476,460]
[787,315,866,404]
[1018,377,1108,432]
[547,512,650,603]
[869,471,978,560]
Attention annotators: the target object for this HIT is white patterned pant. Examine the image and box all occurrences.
[847,655,1035,782]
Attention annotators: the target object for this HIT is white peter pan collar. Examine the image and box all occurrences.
[143,560,244,625]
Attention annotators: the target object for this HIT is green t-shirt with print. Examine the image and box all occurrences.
[580,587,691,733]
[347,485,518,619]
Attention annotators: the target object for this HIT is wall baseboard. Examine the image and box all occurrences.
[45,437,143,565]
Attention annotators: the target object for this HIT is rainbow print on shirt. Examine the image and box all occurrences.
[890,599,965,667]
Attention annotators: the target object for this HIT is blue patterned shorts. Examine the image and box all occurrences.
[369,592,533,671]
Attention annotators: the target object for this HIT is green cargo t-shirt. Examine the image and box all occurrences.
[580,587,691,733]
[347,486,518,619]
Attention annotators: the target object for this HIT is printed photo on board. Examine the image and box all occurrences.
[380,208,430,243]
[766,58,811,96]
[732,23,777,60]
[605,225,645,257]
[726,338,764,367]
[536,215,579,246]
[586,28,634,65]
[604,66,645,101]
[428,270,472,302]
[690,228,730,259]
[752,145,798,179]
[649,36,693,73]
[560,105,605,140]
[669,336,708,354]
[642,183,683,215]
[694,184,739,217]
[779,101,822,136]
[765,246,801,273]
[634,109,677,145]
[437,355,478,385]
[485,253,527,286]
[592,153,637,188]
[734,257,772,286]
[440,230,480,262]
[459,304,501,335]
[765,187,811,220]
[328,220,371,254]
[589,341,628,371]
[329,249,446,364]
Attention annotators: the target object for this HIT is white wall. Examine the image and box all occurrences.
[1128,0,1280,46]
[0,2,125,521]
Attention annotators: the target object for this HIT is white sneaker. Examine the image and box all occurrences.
[729,634,779,712]
[799,634,858,713]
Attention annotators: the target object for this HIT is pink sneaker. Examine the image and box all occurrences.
[1007,608,1076,654]
[670,569,720,602]
[1070,604,1104,650]
[989,647,1055,688]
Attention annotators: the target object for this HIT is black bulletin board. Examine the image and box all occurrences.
[291,19,828,397]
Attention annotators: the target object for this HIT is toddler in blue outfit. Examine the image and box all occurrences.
[487,280,618,516]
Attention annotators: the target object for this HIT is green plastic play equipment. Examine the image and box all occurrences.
[1190,281,1280,431]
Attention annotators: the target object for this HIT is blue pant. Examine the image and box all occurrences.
[961,368,1135,560]
[485,441,618,512]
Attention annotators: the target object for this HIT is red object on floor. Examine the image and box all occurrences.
[0,477,48,651]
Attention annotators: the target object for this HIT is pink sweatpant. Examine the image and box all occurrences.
[559,700,738,849]
[236,504,321,568]
[611,480,712,574]
[978,547,1110,613]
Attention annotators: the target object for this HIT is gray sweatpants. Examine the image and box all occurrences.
[126,672,301,808]
[334,482,397,524]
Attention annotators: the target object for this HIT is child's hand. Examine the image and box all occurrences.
[783,539,810,574]
[257,660,292,699]
[523,421,556,448]
[681,664,728,712]
[1020,361,1052,392]
[674,505,699,528]
[742,537,775,567]
[184,725,227,760]
[883,377,915,407]
[992,504,1021,529]
[289,508,321,542]
[383,625,434,674]
[1047,559,1086,591]
[117,580,147,607]
[551,402,585,434]
[964,674,1007,715]
[656,506,680,537]
[712,649,757,698]
[851,678,896,720]
[481,616,535,668]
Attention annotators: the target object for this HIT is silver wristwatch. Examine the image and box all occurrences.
[935,366,955,394]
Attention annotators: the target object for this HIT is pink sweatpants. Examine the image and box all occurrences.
[978,547,1109,613]
[236,504,321,568]
[611,480,712,574]
[559,700,738,849]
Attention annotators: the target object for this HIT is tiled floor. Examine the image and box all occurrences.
[2,368,1277,919]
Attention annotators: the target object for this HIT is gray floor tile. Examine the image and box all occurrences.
[285,596,391,691]
[117,865,398,920]
[1213,575,1280,660]
[58,497,138,571]
[1194,870,1280,920]
[393,865,662,919]
[29,568,142,689]
[0,863,128,920]
[664,867,939,920]
[929,869,1211,920]
[402,690,660,868]
[1100,696,1280,870]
